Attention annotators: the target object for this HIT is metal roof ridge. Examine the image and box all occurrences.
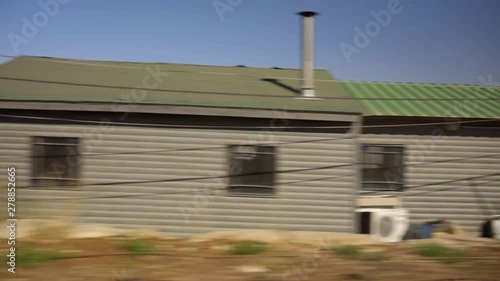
[16,55,330,73]
[338,79,500,88]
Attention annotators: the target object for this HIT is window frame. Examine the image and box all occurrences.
[31,136,80,188]
[361,144,404,192]
[227,145,277,197]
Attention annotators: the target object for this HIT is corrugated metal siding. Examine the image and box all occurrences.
[0,122,356,236]
[360,131,500,233]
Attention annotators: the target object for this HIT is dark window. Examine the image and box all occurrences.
[228,145,276,196]
[362,145,404,191]
[32,136,80,187]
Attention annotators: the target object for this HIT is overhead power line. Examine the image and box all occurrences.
[405,172,500,197]
[17,163,353,197]
[17,170,500,202]
[0,135,356,160]
[1,76,499,101]
[362,172,500,197]
[282,152,500,187]
[0,113,497,161]
[1,54,499,89]
[2,54,499,203]
[15,153,500,201]
[407,172,500,191]
[0,113,496,131]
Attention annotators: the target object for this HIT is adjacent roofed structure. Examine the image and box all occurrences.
[342,81,500,119]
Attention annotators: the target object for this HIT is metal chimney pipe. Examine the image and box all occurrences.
[297,11,318,98]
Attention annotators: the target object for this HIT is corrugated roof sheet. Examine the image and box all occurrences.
[0,56,360,114]
[341,81,500,119]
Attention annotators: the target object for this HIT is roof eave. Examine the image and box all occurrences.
[0,100,360,122]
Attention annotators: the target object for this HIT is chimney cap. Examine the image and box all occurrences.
[297,11,318,17]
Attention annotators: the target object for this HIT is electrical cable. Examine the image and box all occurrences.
[386,172,500,197]
[0,135,356,160]
[2,54,499,203]
[17,163,354,193]
[284,152,500,186]
[1,76,499,101]
[16,155,500,201]
[1,54,499,89]
[0,113,496,130]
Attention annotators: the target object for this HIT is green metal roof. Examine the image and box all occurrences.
[0,56,360,115]
[2,56,499,119]
[341,81,500,119]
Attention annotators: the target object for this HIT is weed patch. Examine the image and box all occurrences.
[415,243,467,263]
[16,246,63,266]
[121,239,156,255]
[229,240,267,255]
[332,245,388,261]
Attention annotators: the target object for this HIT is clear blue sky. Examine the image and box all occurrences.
[0,0,498,85]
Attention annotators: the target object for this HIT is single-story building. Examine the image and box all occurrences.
[1,56,499,237]
[0,56,362,236]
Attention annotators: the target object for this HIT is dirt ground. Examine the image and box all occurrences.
[1,236,499,281]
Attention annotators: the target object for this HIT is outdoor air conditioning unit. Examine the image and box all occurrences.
[481,215,500,239]
[494,217,500,239]
[356,208,410,243]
